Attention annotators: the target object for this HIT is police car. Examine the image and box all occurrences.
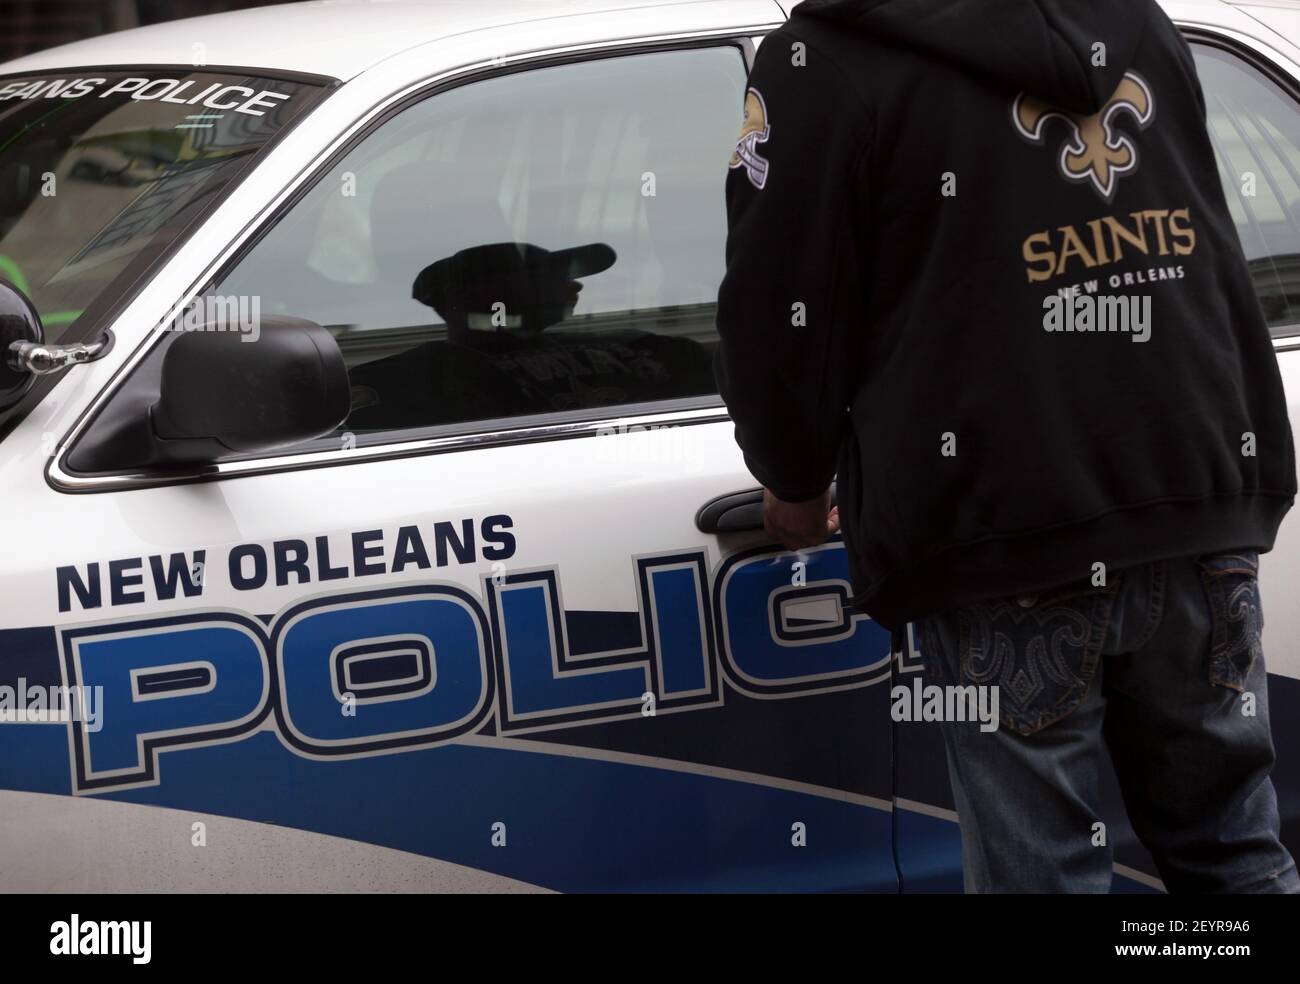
[0,0,1296,892]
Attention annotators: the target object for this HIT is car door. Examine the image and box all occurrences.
[2,34,898,892]
[892,20,1300,893]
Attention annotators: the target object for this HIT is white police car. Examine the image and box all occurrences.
[0,0,1296,892]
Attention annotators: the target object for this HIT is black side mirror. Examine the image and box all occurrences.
[65,314,352,474]
[0,279,42,410]
[152,315,351,456]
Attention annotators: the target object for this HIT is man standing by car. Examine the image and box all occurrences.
[715,0,1298,892]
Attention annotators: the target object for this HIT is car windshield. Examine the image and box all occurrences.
[0,68,329,436]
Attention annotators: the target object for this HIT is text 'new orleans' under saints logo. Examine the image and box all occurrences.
[1013,72,1156,201]
[730,87,771,190]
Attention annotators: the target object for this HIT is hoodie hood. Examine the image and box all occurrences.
[795,0,1152,114]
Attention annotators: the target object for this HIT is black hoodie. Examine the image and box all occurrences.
[714,0,1296,631]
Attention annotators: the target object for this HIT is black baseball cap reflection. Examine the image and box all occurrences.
[413,242,617,336]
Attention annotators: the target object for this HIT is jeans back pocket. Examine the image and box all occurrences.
[929,577,1121,737]
[1197,550,1264,693]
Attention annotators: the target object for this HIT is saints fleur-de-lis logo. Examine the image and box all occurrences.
[1013,72,1155,201]
[730,87,771,190]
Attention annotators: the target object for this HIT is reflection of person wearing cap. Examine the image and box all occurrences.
[345,241,714,431]
[413,241,616,341]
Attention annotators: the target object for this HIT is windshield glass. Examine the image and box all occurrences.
[0,69,329,436]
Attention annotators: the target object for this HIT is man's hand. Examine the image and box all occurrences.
[763,487,840,551]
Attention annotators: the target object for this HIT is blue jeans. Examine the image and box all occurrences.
[916,551,1299,893]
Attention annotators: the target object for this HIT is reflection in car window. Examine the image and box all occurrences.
[0,71,323,338]
[1194,44,1300,335]
[217,46,748,434]
[0,70,326,440]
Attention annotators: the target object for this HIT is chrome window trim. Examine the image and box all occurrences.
[47,22,782,495]
[53,406,733,493]
[1179,18,1300,66]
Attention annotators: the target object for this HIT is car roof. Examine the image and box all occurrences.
[0,0,772,83]
[0,0,1276,86]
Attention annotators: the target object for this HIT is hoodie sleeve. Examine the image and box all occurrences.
[714,29,873,503]
[1168,15,1207,120]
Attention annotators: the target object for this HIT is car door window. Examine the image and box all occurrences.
[217,46,747,438]
[1193,42,1300,336]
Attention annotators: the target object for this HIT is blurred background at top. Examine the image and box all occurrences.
[1,0,284,61]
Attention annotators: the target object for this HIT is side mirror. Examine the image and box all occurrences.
[152,315,351,456]
[0,279,41,410]
[65,314,352,474]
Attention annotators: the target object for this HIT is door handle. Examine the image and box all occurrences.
[696,484,837,534]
